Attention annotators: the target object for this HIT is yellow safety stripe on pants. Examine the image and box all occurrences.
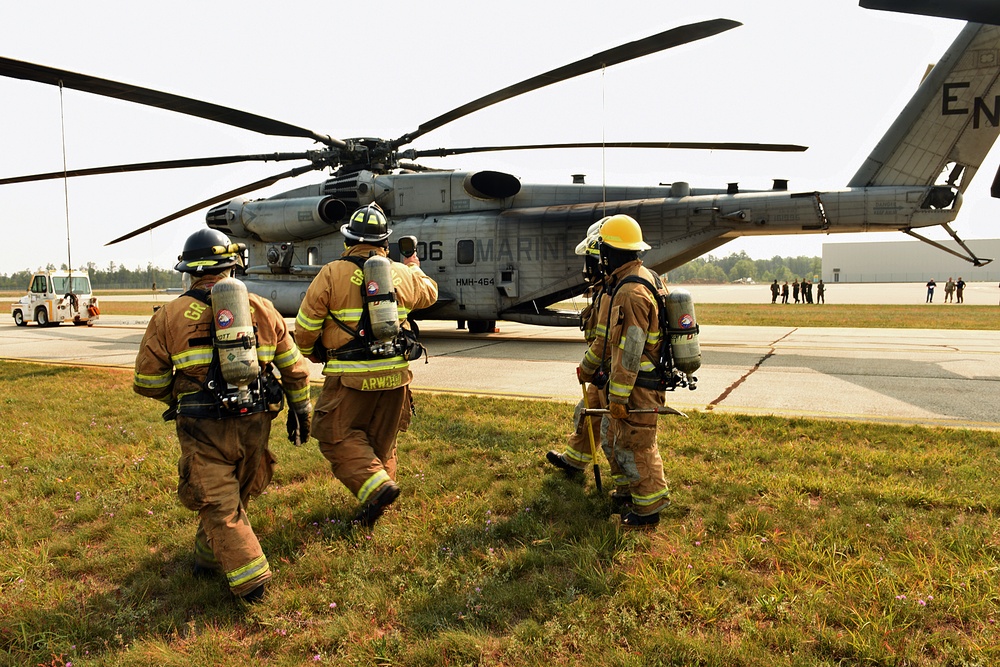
[563,447,593,466]
[611,474,630,487]
[631,487,670,509]
[195,537,220,567]
[226,554,270,590]
[358,470,392,504]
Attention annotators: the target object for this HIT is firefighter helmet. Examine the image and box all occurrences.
[341,204,392,243]
[175,229,244,274]
[599,214,650,251]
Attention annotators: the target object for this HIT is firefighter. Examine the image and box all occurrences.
[547,220,611,478]
[295,204,438,528]
[133,228,313,603]
[577,214,671,528]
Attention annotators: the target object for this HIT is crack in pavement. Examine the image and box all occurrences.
[706,328,797,410]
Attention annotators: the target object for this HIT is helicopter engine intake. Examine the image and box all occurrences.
[207,196,347,242]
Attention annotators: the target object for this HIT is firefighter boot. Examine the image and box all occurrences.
[609,489,633,514]
[355,481,401,528]
[545,451,584,478]
[621,511,660,529]
[240,582,266,604]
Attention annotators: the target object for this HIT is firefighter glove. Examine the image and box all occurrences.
[287,404,313,446]
[609,401,629,420]
[576,365,592,384]
[307,338,327,365]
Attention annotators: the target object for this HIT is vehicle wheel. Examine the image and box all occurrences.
[467,319,496,334]
[13,310,26,326]
[35,308,49,326]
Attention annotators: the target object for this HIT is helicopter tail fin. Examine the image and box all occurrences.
[848,22,1000,194]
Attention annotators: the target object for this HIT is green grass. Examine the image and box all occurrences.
[1,361,998,666]
[696,303,998,329]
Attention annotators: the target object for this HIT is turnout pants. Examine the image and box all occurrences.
[562,382,609,470]
[607,386,670,515]
[176,412,275,596]
[314,376,409,504]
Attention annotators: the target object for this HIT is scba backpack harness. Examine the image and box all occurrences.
[171,285,283,420]
[325,254,425,364]
[594,272,700,394]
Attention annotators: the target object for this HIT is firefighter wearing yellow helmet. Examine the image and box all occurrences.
[133,228,313,602]
[547,218,611,479]
[577,214,671,528]
[295,204,439,528]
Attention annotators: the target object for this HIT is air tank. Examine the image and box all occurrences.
[363,254,399,343]
[211,277,260,390]
[664,288,701,375]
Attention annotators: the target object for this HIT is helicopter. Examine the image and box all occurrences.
[1,10,999,334]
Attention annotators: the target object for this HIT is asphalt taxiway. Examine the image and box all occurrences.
[2,306,998,430]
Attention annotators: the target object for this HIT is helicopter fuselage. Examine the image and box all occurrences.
[209,168,960,325]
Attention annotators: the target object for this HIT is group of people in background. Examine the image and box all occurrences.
[771,278,825,304]
[932,276,966,303]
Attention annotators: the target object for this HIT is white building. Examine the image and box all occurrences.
[822,239,1000,283]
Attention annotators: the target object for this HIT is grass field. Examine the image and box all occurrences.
[1,361,997,666]
[83,300,1000,330]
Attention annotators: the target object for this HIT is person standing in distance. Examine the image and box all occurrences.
[577,214,671,528]
[133,229,313,603]
[295,204,438,528]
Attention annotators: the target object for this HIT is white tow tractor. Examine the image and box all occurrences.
[11,270,100,327]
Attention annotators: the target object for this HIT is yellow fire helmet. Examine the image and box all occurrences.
[599,214,651,251]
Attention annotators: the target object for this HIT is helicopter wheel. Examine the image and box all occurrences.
[467,319,496,334]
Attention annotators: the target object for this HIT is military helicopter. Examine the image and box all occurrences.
[1,10,999,333]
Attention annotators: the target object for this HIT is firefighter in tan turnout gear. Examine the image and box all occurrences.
[133,228,313,602]
[295,204,438,527]
[577,215,671,528]
[547,219,610,477]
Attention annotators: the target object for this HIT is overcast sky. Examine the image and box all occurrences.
[0,0,989,275]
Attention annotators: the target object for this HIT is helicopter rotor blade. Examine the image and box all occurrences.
[392,18,741,149]
[0,152,317,185]
[859,0,1000,25]
[105,162,321,246]
[0,56,344,148]
[410,141,808,159]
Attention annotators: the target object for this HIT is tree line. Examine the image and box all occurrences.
[666,251,822,284]
[0,262,183,291]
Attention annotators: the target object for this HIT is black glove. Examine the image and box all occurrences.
[307,338,327,365]
[286,405,313,446]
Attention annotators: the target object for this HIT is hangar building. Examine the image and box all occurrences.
[822,239,1000,283]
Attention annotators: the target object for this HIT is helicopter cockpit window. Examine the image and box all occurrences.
[457,240,475,265]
